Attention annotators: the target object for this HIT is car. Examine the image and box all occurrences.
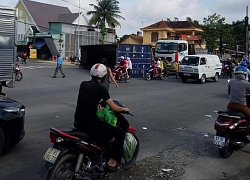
[0,95,25,155]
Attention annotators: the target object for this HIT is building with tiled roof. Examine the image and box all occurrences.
[141,20,203,48]
[15,0,115,59]
[119,34,143,44]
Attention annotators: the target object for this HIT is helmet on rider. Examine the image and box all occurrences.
[235,66,248,75]
[127,57,130,60]
[120,56,125,60]
[90,63,107,79]
[57,53,61,58]
[240,61,247,67]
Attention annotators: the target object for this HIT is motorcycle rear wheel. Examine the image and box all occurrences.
[218,143,234,158]
[125,75,131,83]
[121,134,140,170]
[47,153,93,180]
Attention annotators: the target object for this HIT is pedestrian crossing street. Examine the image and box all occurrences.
[19,65,54,70]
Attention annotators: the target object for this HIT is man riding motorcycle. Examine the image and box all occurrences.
[74,63,129,171]
[227,65,250,120]
[239,61,250,81]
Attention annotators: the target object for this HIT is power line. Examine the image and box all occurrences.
[59,0,149,33]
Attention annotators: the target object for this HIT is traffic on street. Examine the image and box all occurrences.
[0,61,249,180]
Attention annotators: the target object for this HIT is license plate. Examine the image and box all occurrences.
[43,147,61,164]
[184,73,191,76]
[213,135,226,147]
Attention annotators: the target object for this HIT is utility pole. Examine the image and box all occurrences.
[219,29,223,59]
[245,6,249,60]
[77,0,80,62]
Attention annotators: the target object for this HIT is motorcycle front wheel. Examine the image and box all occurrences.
[121,134,140,170]
[145,73,151,81]
[15,72,23,81]
[47,153,93,180]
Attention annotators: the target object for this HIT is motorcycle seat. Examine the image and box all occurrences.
[51,127,96,141]
[217,109,246,118]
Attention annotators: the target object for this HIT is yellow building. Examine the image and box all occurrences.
[141,20,205,50]
[119,34,143,45]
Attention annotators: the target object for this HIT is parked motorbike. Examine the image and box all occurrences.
[42,100,139,180]
[15,63,23,81]
[112,64,131,83]
[68,55,76,64]
[145,65,164,80]
[213,95,250,158]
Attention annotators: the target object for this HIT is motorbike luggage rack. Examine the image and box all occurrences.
[218,113,242,119]
[216,110,243,119]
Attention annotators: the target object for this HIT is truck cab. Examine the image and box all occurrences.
[155,39,188,72]
[0,6,16,95]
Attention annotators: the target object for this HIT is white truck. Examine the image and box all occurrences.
[0,6,17,95]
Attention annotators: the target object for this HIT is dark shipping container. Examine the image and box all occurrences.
[80,44,152,77]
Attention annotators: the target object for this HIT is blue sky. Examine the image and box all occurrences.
[1,0,249,37]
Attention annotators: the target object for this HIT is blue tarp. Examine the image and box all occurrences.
[35,39,45,49]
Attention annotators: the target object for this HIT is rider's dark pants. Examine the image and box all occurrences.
[75,119,126,163]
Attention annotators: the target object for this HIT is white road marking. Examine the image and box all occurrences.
[20,65,54,70]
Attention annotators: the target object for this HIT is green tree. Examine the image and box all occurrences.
[186,17,201,27]
[203,13,235,53]
[232,20,246,49]
[31,26,37,48]
[58,34,63,53]
[87,0,125,44]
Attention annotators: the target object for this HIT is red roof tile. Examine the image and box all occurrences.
[130,35,143,44]
[143,20,201,29]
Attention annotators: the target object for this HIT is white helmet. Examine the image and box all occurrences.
[127,57,130,60]
[90,63,107,78]
[121,56,125,60]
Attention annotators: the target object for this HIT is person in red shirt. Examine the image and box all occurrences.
[21,52,27,64]
[119,56,128,79]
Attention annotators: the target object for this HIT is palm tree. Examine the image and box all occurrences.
[87,0,125,44]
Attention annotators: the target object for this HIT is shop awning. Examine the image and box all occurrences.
[35,39,45,49]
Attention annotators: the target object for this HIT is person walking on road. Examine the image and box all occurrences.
[100,58,119,92]
[127,57,132,76]
[53,53,66,78]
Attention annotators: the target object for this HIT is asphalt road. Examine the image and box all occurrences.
[0,60,249,180]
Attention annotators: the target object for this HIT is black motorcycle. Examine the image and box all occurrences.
[41,101,139,180]
[221,62,234,78]
[145,66,164,80]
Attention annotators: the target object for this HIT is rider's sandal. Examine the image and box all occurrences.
[106,163,122,172]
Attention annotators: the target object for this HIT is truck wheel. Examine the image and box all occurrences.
[181,78,187,83]
[213,73,219,82]
[200,75,206,84]
[0,128,5,155]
